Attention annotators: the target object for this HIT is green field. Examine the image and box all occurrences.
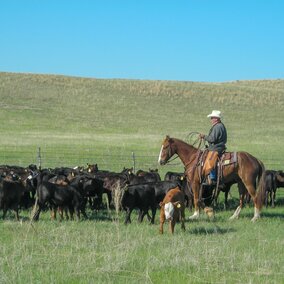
[0,72,284,283]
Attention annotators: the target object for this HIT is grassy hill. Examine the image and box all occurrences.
[0,72,283,171]
[1,72,284,283]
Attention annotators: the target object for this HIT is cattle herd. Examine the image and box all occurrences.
[0,163,283,234]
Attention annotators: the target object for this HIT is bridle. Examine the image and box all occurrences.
[162,142,179,164]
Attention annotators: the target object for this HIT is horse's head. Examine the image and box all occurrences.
[158,135,175,165]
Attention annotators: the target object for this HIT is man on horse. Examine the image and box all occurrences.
[199,110,227,186]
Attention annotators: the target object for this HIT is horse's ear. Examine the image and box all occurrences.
[168,136,174,143]
[166,135,170,140]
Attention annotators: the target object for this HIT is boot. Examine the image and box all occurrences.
[202,175,216,187]
[207,175,217,186]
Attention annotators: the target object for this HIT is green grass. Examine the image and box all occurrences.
[0,72,284,283]
[1,203,284,284]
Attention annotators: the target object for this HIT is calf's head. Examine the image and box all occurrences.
[161,201,182,220]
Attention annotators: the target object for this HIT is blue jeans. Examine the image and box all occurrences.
[209,169,217,181]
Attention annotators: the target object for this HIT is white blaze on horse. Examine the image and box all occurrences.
[158,136,266,222]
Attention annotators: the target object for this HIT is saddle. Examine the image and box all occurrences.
[217,151,238,182]
[198,150,238,182]
[185,150,238,184]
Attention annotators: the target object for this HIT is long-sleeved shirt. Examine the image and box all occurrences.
[204,122,227,154]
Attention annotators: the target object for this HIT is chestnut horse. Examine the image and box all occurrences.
[158,136,266,221]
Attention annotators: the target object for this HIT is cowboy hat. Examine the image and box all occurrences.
[207,110,222,118]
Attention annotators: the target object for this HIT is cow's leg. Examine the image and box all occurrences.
[80,207,88,219]
[150,206,156,224]
[169,220,176,234]
[224,190,229,209]
[272,189,276,208]
[265,191,269,208]
[159,210,165,234]
[124,208,132,224]
[15,208,20,221]
[3,207,8,220]
[106,192,113,209]
[58,207,64,221]
[138,210,147,223]
[50,206,57,220]
[78,198,87,219]
[69,206,75,220]
[180,209,186,231]
[64,208,69,220]
[145,212,152,222]
[32,203,42,221]
[75,208,80,221]
[213,186,220,207]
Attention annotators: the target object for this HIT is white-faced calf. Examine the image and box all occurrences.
[159,187,185,234]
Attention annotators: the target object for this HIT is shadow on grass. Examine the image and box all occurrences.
[188,225,236,235]
[260,212,284,219]
[273,197,284,206]
[86,210,114,221]
[240,211,284,219]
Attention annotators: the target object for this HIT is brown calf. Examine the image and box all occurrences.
[159,187,186,234]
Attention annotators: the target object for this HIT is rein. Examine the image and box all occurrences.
[166,154,179,165]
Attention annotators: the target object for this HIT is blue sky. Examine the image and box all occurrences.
[0,0,283,82]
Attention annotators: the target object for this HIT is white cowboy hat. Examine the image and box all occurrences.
[207,110,222,118]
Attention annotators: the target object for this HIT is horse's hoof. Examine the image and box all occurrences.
[229,215,238,220]
[251,216,260,222]
[188,215,199,220]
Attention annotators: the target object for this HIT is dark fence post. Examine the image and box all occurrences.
[132,152,136,173]
[38,147,42,170]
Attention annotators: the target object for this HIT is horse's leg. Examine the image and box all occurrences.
[229,182,246,220]
[244,182,261,222]
[188,181,213,219]
[188,182,200,220]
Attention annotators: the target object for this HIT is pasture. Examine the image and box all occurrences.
[0,72,284,283]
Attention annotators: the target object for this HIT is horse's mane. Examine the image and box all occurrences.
[169,136,199,151]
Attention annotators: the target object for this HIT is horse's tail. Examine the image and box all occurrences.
[255,159,266,209]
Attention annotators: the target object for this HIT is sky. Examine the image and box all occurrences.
[0,0,283,82]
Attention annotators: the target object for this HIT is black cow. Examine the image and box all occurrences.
[148,180,183,205]
[0,178,32,220]
[136,168,161,181]
[33,176,86,221]
[276,170,284,186]
[127,172,160,185]
[164,171,184,182]
[121,183,156,224]
[264,170,284,207]
[102,173,129,209]
[80,175,105,210]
